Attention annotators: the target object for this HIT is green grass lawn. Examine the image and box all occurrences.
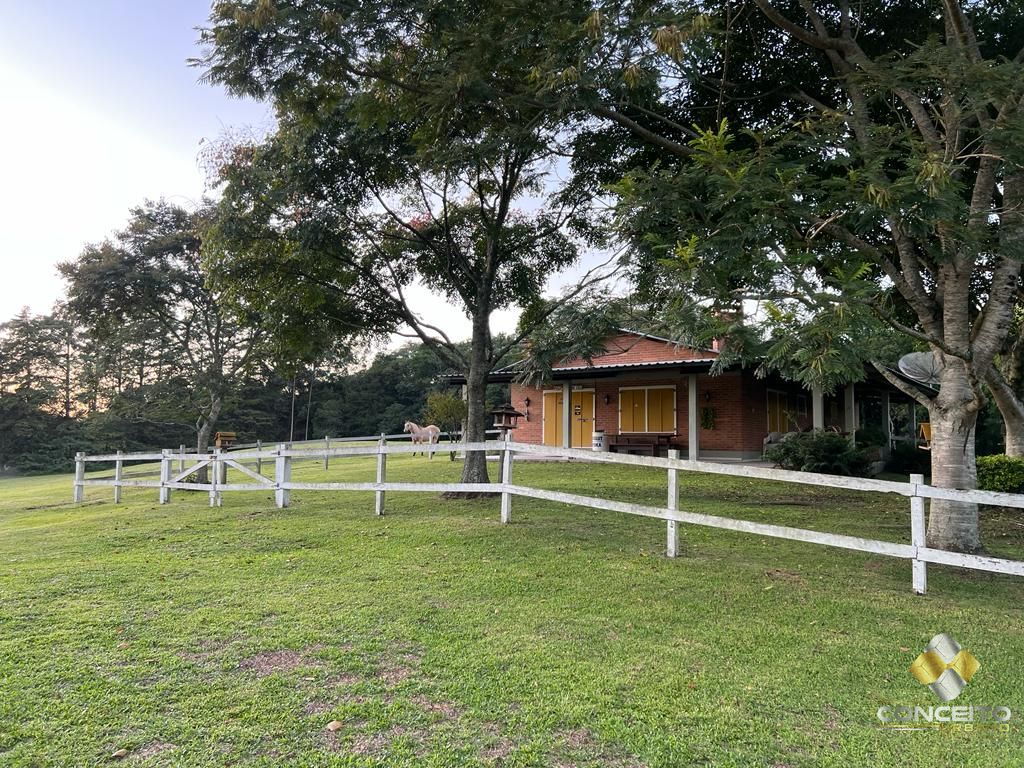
[2,453,1023,767]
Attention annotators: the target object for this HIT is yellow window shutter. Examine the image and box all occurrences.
[647,389,663,432]
[661,389,676,432]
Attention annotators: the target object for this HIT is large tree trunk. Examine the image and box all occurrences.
[194,395,223,485]
[925,360,982,553]
[1005,418,1024,458]
[459,311,491,487]
[986,369,1024,457]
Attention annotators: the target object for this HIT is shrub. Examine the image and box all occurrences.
[765,431,871,477]
[855,426,888,448]
[886,442,930,476]
[976,455,1024,494]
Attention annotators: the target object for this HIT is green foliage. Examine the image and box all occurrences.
[423,391,468,435]
[197,0,607,487]
[854,427,888,449]
[885,442,930,477]
[765,432,870,477]
[311,343,507,438]
[60,201,291,454]
[977,455,1024,495]
[700,406,716,431]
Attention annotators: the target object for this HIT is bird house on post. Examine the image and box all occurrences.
[214,431,237,449]
[491,405,524,439]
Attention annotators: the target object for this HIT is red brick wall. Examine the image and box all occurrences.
[698,373,751,451]
[510,383,544,444]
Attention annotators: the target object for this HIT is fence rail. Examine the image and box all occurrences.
[72,440,1024,594]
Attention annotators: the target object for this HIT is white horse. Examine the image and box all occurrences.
[404,421,441,458]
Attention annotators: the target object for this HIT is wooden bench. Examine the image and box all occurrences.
[609,434,676,456]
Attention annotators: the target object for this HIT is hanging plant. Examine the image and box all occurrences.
[701,406,716,430]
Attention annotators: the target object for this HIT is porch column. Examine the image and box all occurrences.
[688,374,699,461]
[844,383,856,441]
[562,382,571,449]
[812,386,824,431]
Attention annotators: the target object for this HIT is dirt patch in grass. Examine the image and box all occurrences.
[238,648,322,677]
[376,650,422,686]
[378,662,415,685]
[824,703,841,731]
[479,731,516,761]
[411,694,462,720]
[131,742,175,761]
[550,729,646,768]
[327,672,364,687]
[303,700,333,716]
[324,724,425,757]
[764,568,805,584]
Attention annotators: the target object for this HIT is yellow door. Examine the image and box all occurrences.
[543,391,563,446]
[570,391,595,447]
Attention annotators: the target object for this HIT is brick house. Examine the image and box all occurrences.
[490,330,917,460]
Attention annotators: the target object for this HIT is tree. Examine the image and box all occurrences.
[60,201,277,472]
[0,308,86,472]
[986,303,1024,456]
[566,2,1024,553]
[197,2,611,486]
[423,390,469,461]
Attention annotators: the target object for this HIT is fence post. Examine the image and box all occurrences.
[179,444,186,474]
[73,451,85,503]
[210,448,221,508]
[159,449,171,504]
[113,450,123,504]
[666,449,680,558]
[256,439,263,476]
[910,472,927,595]
[375,433,387,516]
[275,443,291,508]
[500,433,514,524]
[324,436,330,471]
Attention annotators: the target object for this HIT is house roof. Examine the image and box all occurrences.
[443,329,719,384]
[441,328,926,400]
[464,357,720,384]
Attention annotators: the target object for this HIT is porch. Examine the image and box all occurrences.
[509,367,919,462]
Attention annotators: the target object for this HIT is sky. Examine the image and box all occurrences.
[0,1,583,345]
[0,1,266,318]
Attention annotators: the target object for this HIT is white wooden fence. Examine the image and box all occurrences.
[72,439,1024,595]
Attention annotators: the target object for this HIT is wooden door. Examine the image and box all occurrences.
[570,391,595,447]
[543,391,563,446]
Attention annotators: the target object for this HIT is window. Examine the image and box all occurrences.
[768,390,807,433]
[619,386,676,433]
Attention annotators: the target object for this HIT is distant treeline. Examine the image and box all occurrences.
[0,309,505,475]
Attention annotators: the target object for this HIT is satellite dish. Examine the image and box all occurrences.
[898,352,943,386]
